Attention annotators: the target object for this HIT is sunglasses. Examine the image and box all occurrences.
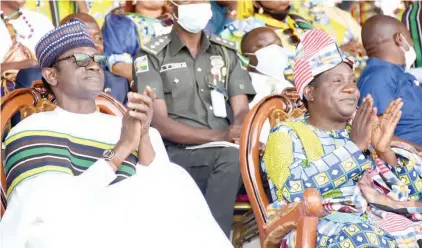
[55,53,108,68]
[283,28,300,46]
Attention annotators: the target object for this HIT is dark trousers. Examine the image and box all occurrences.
[166,144,241,237]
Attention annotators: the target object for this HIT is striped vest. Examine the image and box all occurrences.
[4,130,138,197]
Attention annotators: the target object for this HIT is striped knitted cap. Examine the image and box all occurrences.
[293,29,353,99]
[35,19,96,69]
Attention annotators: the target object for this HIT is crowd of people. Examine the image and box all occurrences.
[1,0,422,247]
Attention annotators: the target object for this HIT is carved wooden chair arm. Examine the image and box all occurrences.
[262,188,323,248]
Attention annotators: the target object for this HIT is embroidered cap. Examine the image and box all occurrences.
[35,19,96,69]
[293,29,353,99]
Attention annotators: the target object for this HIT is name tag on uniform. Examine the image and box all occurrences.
[160,62,187,73]
[211,89,227,118]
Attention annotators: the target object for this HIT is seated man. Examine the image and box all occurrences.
[0,20,231,248]
[133,0,255,237]
[263,29,422,247]
[242,27,292,107]
[358,15,422,150]
[241,27,292,143]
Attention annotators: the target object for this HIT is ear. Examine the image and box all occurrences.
[393,32,404,47]
[303,85,315,103]
[42,68,58,88]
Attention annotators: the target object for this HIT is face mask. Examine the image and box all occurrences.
[172,1,212,34]
[245,44,289,80]
[400,34,417,70]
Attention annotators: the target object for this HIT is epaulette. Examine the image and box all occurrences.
[140,34,171,56]
[208,35,237,50]
[288,13,313,30]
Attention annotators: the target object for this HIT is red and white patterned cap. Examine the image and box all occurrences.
[293,29,353,99]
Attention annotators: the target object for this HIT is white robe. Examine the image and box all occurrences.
[249,72,292,144]
[0,107,232,248]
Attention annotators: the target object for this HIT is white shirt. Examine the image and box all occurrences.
[0,107,231,248]
[249,72,292,144]
[0,8,54,63]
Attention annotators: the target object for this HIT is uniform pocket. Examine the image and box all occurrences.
[160,67,193,111]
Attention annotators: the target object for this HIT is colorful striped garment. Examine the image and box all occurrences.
[402,1,422,68]
[5,130,138,197]
[0,106,234,248]
[3,107,137,199]
[262,118,422,247]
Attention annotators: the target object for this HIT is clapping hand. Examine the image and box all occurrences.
[127,86,156,140]
[350,95,377,150]
[371,98,403,153]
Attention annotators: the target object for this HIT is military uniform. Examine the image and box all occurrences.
[133,28,255,237]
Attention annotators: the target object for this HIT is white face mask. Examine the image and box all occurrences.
[245,44,289,80]
[172,2,212,34]
[400,34,417,70]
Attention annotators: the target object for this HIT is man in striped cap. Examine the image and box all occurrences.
[0,19,232,248]
[262,29,422,247]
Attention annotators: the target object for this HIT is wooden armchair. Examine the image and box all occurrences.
[0,81,126,217]
[239,90,323,248]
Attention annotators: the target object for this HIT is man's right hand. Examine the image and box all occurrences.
[221,125,242,143]
[350,95,377,151]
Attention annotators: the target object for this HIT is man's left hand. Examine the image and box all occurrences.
[371,98,403,153]
[126,86,156,139]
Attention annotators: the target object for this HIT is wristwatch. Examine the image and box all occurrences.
[103,149,123,169]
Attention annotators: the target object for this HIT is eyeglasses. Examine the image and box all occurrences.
[283,28,300,46]
[55,53,108,68]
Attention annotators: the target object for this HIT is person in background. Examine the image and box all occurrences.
[1,0,54,95]
[241,27,292,143]
[220,0,313,80]
[358,15,422,150]
[349,0,406,27]
[133,0,255,237]
[290,0,368,77]
[263,28,422,248]
[291,0,364,55]
[204,0,238,35]
[102,0,172,83]
[402,0,422,79]
[61,13,129,104]
[0,19,231,248]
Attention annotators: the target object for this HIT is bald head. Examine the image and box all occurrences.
[241,27,281,54]
[362,15,413,64]
[60,13,104,53]
[241,27,282,72]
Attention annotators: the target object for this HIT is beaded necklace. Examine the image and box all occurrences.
[1,9,34,40]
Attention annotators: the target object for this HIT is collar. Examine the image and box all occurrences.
[169,28,211,56]
[367,57,406,72]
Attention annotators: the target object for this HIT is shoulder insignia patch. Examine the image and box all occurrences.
[141,34,171,56]
[209,35,237,50]
[134,55,149,74]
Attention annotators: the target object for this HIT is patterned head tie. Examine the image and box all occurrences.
[293,29,354,99]
[35,19,96,69]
